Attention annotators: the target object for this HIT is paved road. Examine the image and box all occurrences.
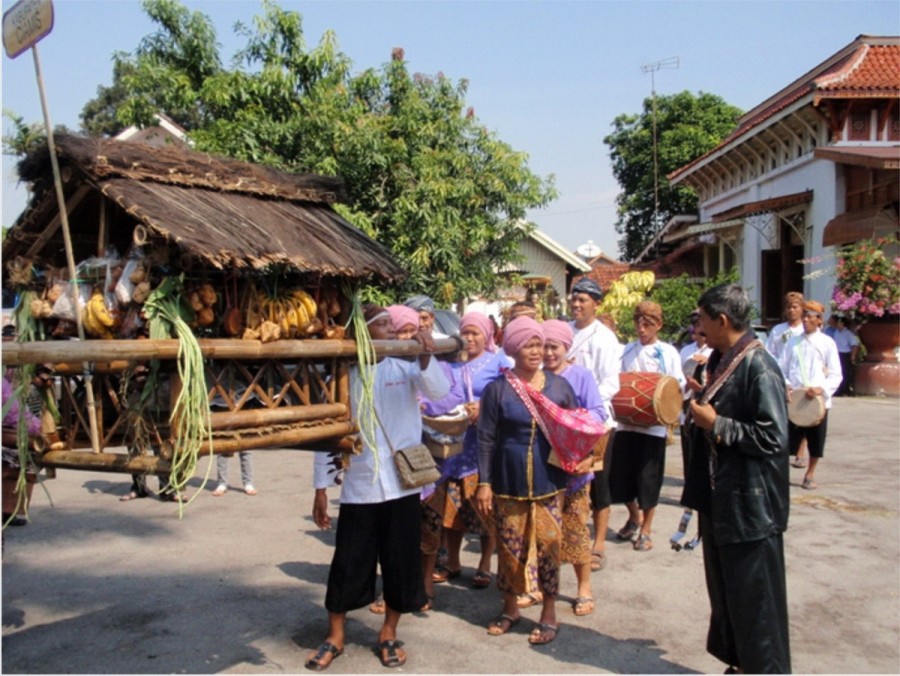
[3,396,899,674]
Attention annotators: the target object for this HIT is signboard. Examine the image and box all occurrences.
[2,0,53,59]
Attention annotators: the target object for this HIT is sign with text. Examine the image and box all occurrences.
[3,0,53,59]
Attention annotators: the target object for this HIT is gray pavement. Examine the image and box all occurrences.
[2,396,899,674]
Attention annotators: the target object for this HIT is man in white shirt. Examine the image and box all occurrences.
[766,291,807,467]
[781,300,842,491]
[831,316,859,396]
[610,301,685,552]
[567,277,620,571]
[307,305,449,671]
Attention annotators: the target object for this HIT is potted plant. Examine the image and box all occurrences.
[831,236,900,396]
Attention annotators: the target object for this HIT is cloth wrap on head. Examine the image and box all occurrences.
[633,300,663,326]
[502,316,544,356]
[387,305,420,333]
[541,319,573,350]
[802,300,825,316]
[571,277,604,301]
[404,295,436,314]
[363,304,389,326]
[460,311,497,353]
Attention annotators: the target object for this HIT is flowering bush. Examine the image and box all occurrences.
[832,236,900,318]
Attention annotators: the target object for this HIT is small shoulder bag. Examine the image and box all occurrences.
[375,409,441,489]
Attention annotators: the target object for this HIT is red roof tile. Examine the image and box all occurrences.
[669,36,899,182]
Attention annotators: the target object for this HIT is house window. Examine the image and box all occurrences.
[889,114,900,141]
[848,111,870,141]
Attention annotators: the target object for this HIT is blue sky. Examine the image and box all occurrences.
[2,0,898,260]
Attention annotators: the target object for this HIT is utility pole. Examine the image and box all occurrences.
[641,56,679,242]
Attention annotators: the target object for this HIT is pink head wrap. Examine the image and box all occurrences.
[387,305,420,333]
[502,316,544,356]
[460,311,497,353]
[542,319,573,350]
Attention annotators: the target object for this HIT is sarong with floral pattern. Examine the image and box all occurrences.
[561,484,592,565]
[430,474,492,536]
[495,493,563,596]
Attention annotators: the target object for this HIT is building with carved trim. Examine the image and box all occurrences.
[664,35,899,324]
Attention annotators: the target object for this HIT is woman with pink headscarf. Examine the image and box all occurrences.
[475,317,578,646]
[428,311,510,589]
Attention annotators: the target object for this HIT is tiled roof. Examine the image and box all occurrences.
[582,262,632,291]
[669,35,899,182]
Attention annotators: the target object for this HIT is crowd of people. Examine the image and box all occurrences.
[302,280,853,673]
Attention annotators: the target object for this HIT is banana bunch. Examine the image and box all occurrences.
[84,290,117,339]
[256,289,320,339]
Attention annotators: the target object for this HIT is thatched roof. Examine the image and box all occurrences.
[5,135,405,281]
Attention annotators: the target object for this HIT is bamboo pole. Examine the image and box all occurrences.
[3,337,463,366]
[208,403,347,430]
[36,420,357,473]
[30,44,101,455]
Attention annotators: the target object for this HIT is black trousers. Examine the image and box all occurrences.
[325,493,425,614]
[700,514,791,673]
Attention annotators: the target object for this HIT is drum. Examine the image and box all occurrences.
[788,391,826,427]
[611,372,682,427]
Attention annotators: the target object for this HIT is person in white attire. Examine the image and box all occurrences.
[306,304,449,671]
[766,291,808,467]
[780,300,842,491]
[609,301,685,552]
[566,277,620,571]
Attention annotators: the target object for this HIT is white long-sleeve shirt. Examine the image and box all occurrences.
[568,319,621,422]
[781,330,843,410]
[618,339,686,438]
[313,357,449,502]
[766,321,804,364]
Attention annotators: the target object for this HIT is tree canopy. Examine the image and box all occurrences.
[604,91,741,262]
[78,0,556,305]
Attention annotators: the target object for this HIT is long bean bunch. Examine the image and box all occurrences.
[342,283,379,479]
[142,276,212,512]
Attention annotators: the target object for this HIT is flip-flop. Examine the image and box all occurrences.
[528,623,560,645]
[573,596,595,616]
[305,641,343,671]
[633,534,653,551]
[119,490,147,502]
[801,477,818,490]
[616,520,641,541]
[369,598,386,614]
[472,570,493,589]
[590,550,607,571]
[432,565,461,583]
[487,613,520,636]
[374,640,406,668]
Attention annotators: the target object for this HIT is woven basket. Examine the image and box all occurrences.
[423,435,463,459]
[422,413,469,437]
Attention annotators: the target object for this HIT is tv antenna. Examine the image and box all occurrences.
[641,56,680,239]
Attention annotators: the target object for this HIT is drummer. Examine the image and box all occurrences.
[609,301,685,552]
[780,300,842,490]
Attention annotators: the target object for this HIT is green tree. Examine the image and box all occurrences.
[651,267,741,344]
[79,0,555,305]
[604,91,742,262]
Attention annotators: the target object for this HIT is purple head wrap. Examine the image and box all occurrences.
[542,319,573,350]
[502,316,544,356]
[460,311,497,353]
[387,305,420,333]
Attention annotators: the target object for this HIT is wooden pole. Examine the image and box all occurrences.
[3,336,463,366]
[208,403,347,431]
[30,44,101,454]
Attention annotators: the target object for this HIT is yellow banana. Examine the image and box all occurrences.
[291,290,317,319]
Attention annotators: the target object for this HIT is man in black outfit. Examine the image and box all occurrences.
[684,284,791,674]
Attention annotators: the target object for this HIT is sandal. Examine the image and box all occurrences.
[119,490,147,502]
[528,622,559,645]
[211,484,227,497]
[487,613,520,636]
[419,594,435,612]
[801,477,818,490]
[590,550,607,571]
[472,570,493,589]
[432,565,461,583]
[243,484,257,495]
[516,591,543,608]
[374,639,406,668]
[633,534,653,551]
[790,457,808,469]
[573,596,595,616]
[369,598,386,615]
[305,641,343,671]
[616,520,641,541]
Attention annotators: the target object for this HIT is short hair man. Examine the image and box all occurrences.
[566,277,621,571]
[685,283,791,673]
